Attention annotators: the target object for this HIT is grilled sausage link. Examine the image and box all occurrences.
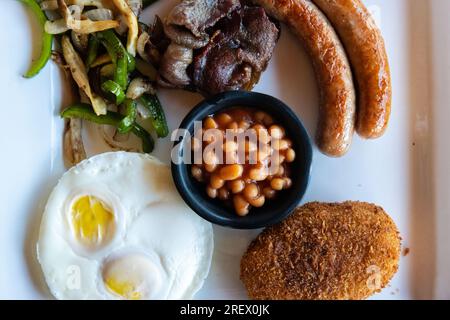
[312,0,392,139]
[251,0,356,157]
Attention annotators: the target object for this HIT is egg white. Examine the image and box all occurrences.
[37,152,214,300]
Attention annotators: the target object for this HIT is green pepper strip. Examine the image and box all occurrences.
[140,94,169,138]
[61,104,154,153]
[118,99,137,134]
[97,30,135,72]
[130,124,154,154]
[101,80,125,105]
[19,0,53,78]
[114,55,128,89]
[85,35,99,69]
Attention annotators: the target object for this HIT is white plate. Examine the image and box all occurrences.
[0,0,445,299]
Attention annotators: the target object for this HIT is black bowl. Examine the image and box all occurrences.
[171,91,313,229]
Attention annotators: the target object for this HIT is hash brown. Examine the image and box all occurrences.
[240,201,401,300]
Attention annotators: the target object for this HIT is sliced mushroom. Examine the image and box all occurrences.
[64,118,87,167]
[62,35,107,115]
[83,8,114,21]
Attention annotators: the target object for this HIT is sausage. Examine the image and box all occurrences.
[312,0,392,139]
[250,0,356,157]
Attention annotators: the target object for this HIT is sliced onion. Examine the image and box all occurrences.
[40,0,58,11]
[137,31,150,62]
[99,125,138,152]
[113,131,131,142]
[136,101,151,119]
[83,8,114,21]
[126,77,155,99]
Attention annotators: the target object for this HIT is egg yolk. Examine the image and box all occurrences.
[105,278,142,300]
[71,195,114,248]
[102,253,165,300]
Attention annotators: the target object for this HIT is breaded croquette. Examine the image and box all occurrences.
[240,202,401,300]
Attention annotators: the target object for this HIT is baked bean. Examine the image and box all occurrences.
[210,174,225,189]
[191,165,203,182]
[225,151,238,164]
[220,164,244,180]
[263,115,274,126]
[203,150,218,165]
[249,165,269,181]
[193,107,295,216]
[272,138,290,151]
[277,165,285,176]
[245,141,258,153]
[284,177,293,189]
[204,117,218,129]
[229,179,245,194]
[223,141,238,153]
[218,187,230,200]
[263,187,276,199]
[203,129,223,144]
[206,186,217,199]
[216,113,233,127]
[284,139,293,148]
[233,195,250,216]
[238,120,251,130]
[285,148,296,163]
[243,183,259,200]
[227,127,244,137]
[269,125,285,139]
[252,124,265,131]
[191,137,202,151]
[270,178,285,191]
[257,144,272,161]
[268,164,280,176]
[248,195,265,207]
[257,128,271,144]
[254,111,268,123]
[227,121,239,130]
[271,153,285,167]
[204,163,218,173]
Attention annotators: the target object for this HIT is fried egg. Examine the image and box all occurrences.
[37,152,213,300]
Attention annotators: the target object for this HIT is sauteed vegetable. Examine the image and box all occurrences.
[19,0,165,166]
